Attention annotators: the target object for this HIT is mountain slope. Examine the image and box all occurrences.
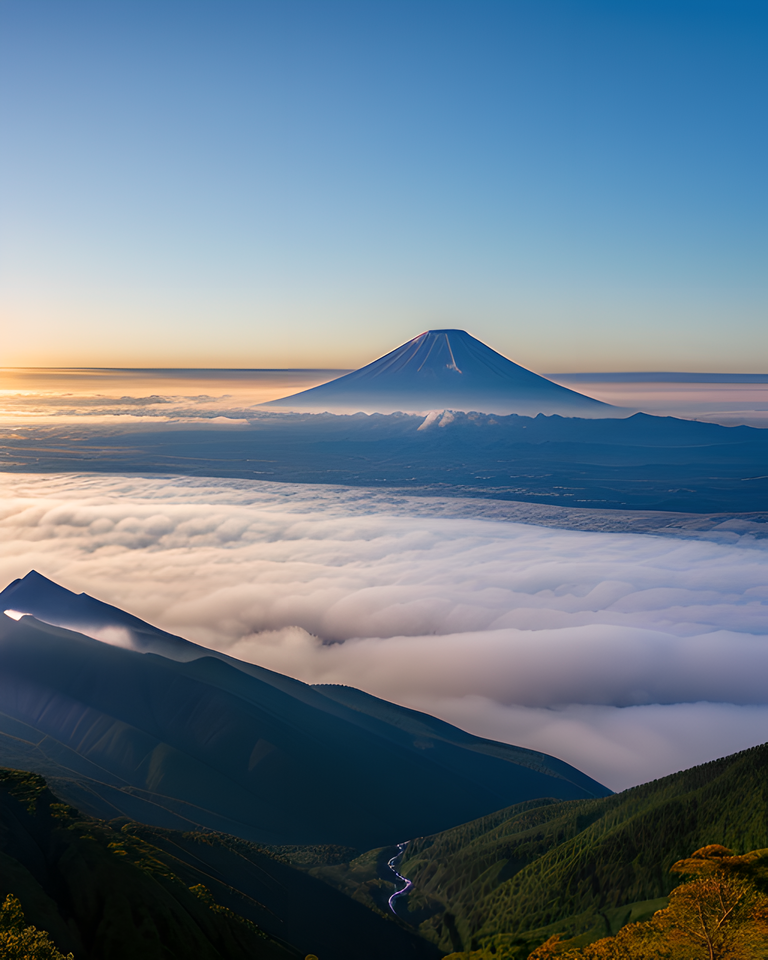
[311,684,601,792]
[264,329,614,416]
[0,766,438,960]
[390,743,768,953]
[0,574,609,851]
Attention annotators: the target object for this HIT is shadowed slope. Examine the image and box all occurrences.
[0,574,609,851]
[0,767,439,960]
[264,330,615,416]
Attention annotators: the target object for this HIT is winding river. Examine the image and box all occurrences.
[387,841,413,915]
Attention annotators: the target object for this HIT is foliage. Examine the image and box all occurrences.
[441,847,768,959]
[0,767,301,959]
[267,844,359,867]
[525,845,768,960]
[0,769,47,814]
[0,765,431,960]
[189,884,272,941]
[441,935,535,960]
[0,894,74,960]
[399,744,768,952]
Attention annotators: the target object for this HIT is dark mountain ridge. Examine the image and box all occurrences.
[0,573,608,851]
[3,743,768,959]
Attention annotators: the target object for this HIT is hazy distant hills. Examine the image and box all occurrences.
[2,328,766,514]
[4,408,766,512]
[263,329,614,416]
[0,573,608,851]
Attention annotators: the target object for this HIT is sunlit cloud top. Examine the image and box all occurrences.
[1,472,767,789]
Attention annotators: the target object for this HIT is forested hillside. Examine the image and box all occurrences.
[0,767,437,960]
[392,743,768,955]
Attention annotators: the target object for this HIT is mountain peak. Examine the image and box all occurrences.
[0,573,609,850]
[264,329,615,416]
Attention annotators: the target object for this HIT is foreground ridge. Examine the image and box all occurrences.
[0,766,437,960]
[0,572,608,853]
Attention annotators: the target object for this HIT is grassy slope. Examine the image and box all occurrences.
[395,743,768,954]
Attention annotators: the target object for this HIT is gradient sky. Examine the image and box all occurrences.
[1,0,766,371]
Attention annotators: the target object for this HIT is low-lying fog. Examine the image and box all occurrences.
[3,368,768,426]
[2,473,766,791]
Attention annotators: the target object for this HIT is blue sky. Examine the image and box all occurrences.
[1,0,766,370]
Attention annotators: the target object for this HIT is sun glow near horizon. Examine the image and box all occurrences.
[1,1,766,373]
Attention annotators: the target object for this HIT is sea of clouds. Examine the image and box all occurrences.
[1,473,767,791]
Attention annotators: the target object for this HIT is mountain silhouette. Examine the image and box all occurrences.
[0,572,609,850]
[264,329,615,415]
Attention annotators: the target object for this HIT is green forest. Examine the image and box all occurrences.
[3,744,768,959]
[444,844,768,959]
[305,744,768,957]
[0,768,300,960]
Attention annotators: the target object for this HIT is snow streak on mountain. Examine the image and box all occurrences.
[264,329,615,415]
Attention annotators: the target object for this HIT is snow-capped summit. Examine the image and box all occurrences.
[264,329,614,416]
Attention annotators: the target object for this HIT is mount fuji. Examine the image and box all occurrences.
[264,329,616,416]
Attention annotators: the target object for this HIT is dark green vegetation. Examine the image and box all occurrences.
[2,410,768,511]
[7,752,768,960]
[518,846,768,959]
[322,743,768,957]
[0,578,607,851]
[0,766,439,960]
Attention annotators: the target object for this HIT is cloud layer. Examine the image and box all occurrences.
[3,369,768,427]
[1,473,767,790]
